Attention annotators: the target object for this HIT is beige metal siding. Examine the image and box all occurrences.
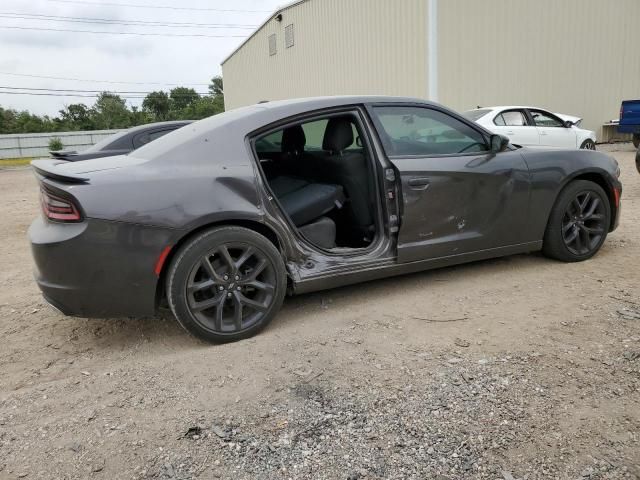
[438,0,640,137]
[222,0,428,109]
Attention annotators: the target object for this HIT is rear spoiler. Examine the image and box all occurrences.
[31,159,89,183]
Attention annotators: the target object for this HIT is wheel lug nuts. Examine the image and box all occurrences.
[218,286,224,291]
[235,275,240,281]
[227,292,232,298]
[237,286,241,290]
[223,275,229,281]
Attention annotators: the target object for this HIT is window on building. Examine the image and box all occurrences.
[285,24,294,48]
[268,34,277,56]
[373,106,489,156]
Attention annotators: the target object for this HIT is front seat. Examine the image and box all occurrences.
[280,124,316,178]
[317,117,373,236]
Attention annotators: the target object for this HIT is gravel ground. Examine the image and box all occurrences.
[0,144,639,479]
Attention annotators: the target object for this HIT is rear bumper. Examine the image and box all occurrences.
[29,216,176,318]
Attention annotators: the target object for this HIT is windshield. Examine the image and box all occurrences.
[82,130,128,153]
[462,109,491,122]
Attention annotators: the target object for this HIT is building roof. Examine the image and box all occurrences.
[220,0,310,65]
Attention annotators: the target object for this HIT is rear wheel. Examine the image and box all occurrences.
[167,226,286,343]
[579,139,596,150]
[542,180,610,262]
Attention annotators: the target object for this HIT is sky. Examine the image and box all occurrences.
[0,0,284,116]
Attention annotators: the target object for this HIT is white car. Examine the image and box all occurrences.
[463,106,597,150]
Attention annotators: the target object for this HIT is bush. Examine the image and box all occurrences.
[48,137,64,151]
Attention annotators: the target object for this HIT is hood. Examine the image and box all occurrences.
[555,113,582,127]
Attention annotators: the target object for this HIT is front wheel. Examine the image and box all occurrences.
[542,180,610,262]
[580,139,596,150]
[167,226,287,343]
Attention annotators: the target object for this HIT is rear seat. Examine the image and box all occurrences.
[270,176,345,227]
[270,175,344,248]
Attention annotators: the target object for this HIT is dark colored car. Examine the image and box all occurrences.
[50,120,193,161]
[29,96,622,343]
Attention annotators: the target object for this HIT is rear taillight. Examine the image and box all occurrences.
[40,188,82,222]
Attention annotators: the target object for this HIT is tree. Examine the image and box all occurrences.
[170,87,199,112]
[58,104,94,130]
[142,91,171,121]
[91,92,132,129]
[129,105,151,126]
[209,76,223,97]
[179,95,224,120]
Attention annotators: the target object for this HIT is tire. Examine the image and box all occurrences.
[542,180,611,262]
[633,134,640,149]
[166,226,286,343]
[579,139,596,150]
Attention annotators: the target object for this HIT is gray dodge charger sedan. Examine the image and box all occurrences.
[29,96,622,343]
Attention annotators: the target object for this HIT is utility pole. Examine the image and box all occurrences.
[428,0,438,102]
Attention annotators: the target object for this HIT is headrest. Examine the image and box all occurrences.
[322,117,354,152]
[281,125,306,156]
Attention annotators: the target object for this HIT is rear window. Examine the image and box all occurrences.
[83,130,128,153]
[463,109,491,122]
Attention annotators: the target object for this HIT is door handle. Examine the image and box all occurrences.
[539,131,548,136]
[506,130,514,135]
[408,177,430,189]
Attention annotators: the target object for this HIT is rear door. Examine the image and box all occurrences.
[369,104,531,263]
[528,109,577,148]
[492,109,540,146]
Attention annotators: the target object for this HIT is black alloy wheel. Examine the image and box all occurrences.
[167,226,286,343]
[187,243,276,333]
[542,180,611,262]
[561,191,607,255]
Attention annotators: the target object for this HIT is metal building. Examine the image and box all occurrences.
[221,0,640,139]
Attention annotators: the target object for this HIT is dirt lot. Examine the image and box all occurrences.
[1,145,639,480]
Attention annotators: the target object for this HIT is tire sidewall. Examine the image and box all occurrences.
[544,180,610,262]
[167,226,286,343]
[580,139,595,150]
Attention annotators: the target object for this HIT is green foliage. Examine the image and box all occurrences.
[170,87,199,112]
[48,137,64,151]
[209,76,223,97]
[142,91,171,121]
[0,75,225,134]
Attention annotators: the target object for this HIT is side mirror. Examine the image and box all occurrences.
[490,134,509,153]
[563,120,574,128]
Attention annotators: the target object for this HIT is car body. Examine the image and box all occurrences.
[464,106,597,150]
[50,120,193,161]
[618,99,640,148]
[29,96,622,342]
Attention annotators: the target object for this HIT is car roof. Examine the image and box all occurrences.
[130,96,451,165]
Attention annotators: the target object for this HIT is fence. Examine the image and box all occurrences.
[0,129,122,159]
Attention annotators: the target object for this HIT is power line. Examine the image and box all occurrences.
[0,91,147,98]
[0,12,258,29]
[0,71,210,86]
[0,86,210,95]
[47,0,271,13]
[0,24,248,37]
